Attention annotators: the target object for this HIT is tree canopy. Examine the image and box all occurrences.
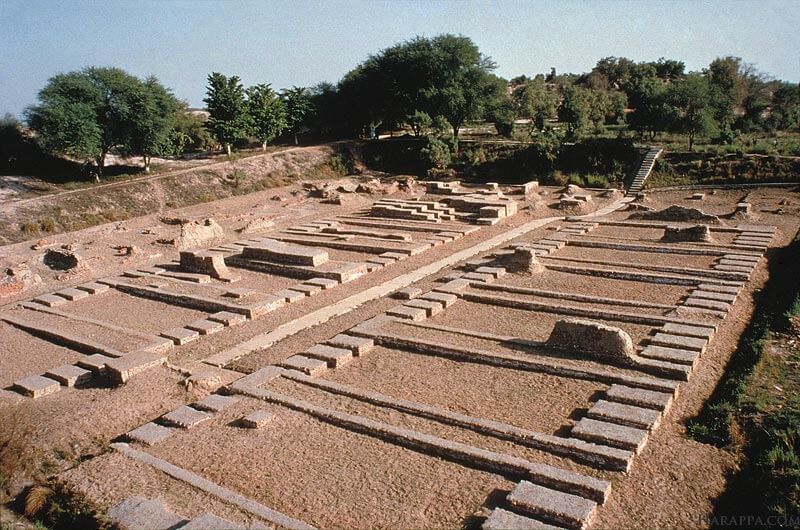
[25,67,181,177]
[204,72,251,155]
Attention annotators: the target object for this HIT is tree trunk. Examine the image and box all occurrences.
[262,141,267,151]
[96,152,106,182]
[688,130,694,151]
[144,155,151,173]
[293,133,299,146]
[226,143,232,156]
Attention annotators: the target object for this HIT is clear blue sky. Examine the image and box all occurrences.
[2,0,798,118]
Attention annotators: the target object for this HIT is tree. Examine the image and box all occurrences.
[667,74,717,151]
[769,82,800,131]
[280,86,312,145]
[204,73,250,156]
[26,67,158,178]
[513,77,558,131]
[406,110,432,137]
[707,56,744,133]
[246,84,286,151]
[132,76,182,172]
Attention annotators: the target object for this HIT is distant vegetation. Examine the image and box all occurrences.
[5,34,799,182]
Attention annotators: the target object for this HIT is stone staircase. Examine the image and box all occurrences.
[626,147,662,197]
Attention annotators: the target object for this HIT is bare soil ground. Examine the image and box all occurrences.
[0,174,797,529]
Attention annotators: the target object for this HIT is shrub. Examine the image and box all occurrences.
[420,136,451,169]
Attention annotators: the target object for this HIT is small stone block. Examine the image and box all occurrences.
[186,319,225,335]
[241,410,275,429]
[32,293,69,307]
[475,266,507,279]
[697,283,740,294]
[12,375,61,398]
[305,277,339,290]
[222,287,256,299]
[160,327,201,345]
[77,353,115,372]
[438,271,465,282]
[291,283,323,296]
[650,333,706,352]
[280,355,328,376]
[507,481,596,530]
[55,287,90,301]
[462,272,495,283]
[126,422,174,446]
[434,278,472,294]
[587,400,661,430]
[207,311,247,327]
[641,345,698,366]
[662,323,714,339]
[77,282,110,294]
[483,508,560,530]
[605,385,673,411]
[572,418,648,452]
[367,257,396,266]
[275,289,307,303]
[693,290,736,303]
[161,405,211,429]
[326,334,374,355]
[303,344,354,368]
[386,305,428,321]
[392,287,423,300]
[44,365,92,387]
[403,299,444,317]
[420,291,458,308]
[194,394,240,413]
[180,513,245,530]
[380,252,408,260]
[685,297,729,311]
[108,497,185,530]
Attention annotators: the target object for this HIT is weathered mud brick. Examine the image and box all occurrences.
[507,481,597,530]
[126,422,174,446]
[462,272,495,283]
[77,281,110,294]
[303,344,354,368]
[483,508,560,530]
[161,405,211,429]
[12,375,61,398]
[55,287,90,301]
[572,418,648,452]
[222,287,256,299]
[662,323,715,339]
[186,319,225,335]
[684,297,729,312]
[194,394,240,413]
[180,513,245,530]
[650,333,706,353]
[304,277,339,290]
[105,351,167,384]
[108,497,185,530]
[475,266,507,279]
[697,283,740,294]
[586,400,661,430]
[403,299,444,317]
[44,365,93,387]
[392,287,422,300]
[274,289,307,303]
[240,410,275,429]
[326,334,375,355]
[420,291,459,308]
[434,278,471,294]
[386,305,428,321]
[640,345,698,366]
[242,239,329,266]
[32,293,69,307]
[291,283,323,296]
[280,355,328,377]
[693,290,736,303]
[160,327,201,345]
[77,353,115,372]
[207,311,247,327]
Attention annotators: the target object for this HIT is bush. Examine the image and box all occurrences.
[420,136,451,169]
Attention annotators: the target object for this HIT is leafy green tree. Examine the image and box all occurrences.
[559,86,595,138]
[769,82,800,131]
[280,86,312,145]
[132,76,182,172]
[707,56,744,132]
[246,84,286,151]
[406,110,432,137]
[169,105,215,155]
[204,72,250,156]
[667,74,717,150]
[26,67,161,178]
[513,77,558,130]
